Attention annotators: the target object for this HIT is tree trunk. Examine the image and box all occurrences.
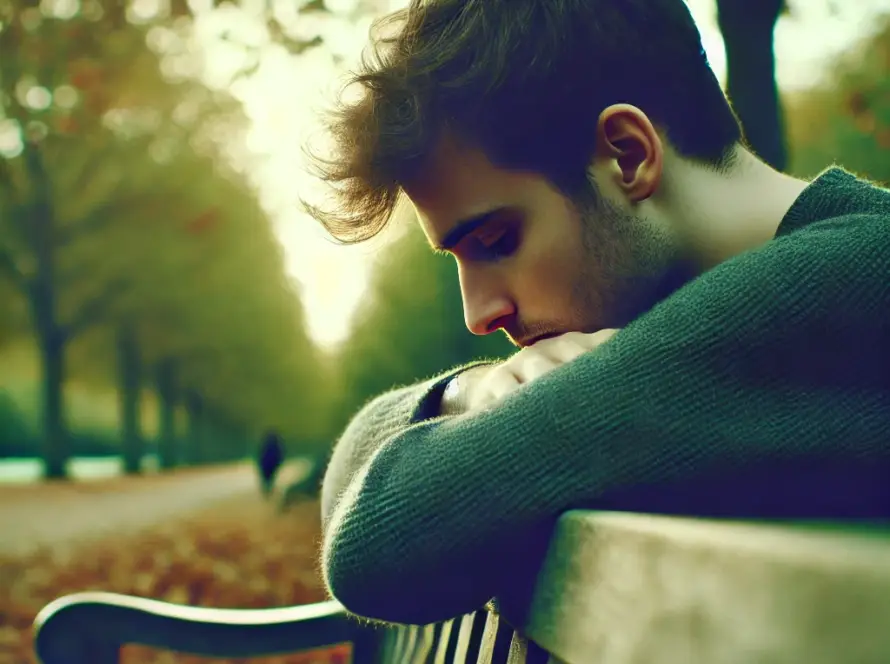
[155,358,178,470]
[37,329,67,479]
[717,0,787,172]
[117,323,143,474]
[23,142,70,480]
[185,391,204,465]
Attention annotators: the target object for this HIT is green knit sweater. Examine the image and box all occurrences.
[320,167,890,625]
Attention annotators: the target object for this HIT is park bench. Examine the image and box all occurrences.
[33,510,890,663]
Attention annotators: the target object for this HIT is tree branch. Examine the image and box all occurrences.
[64,278,129,341]
[0,243,27,293]
[0,150,30,243]
[56,192,189,248]
[55,207,120,248]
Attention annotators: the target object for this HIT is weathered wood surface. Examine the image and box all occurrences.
[519,511,890,664]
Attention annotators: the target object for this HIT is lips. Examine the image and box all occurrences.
[518,327,603,348]
[518,331,560,348]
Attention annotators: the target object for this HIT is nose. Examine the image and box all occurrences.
[459,265,514,335]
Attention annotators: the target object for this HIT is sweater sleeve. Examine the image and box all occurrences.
[320,361,495,527]
[322,214,890,625]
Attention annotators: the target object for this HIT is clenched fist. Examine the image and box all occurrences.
[440,329,620,416]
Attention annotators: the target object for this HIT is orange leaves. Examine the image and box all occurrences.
[847,90,869,116]
[186,208,220,236]
[0,497,348,664]
[67,58,105,93]
[54,115,79,135]
[846,90,879,134]
[786,16,890,183]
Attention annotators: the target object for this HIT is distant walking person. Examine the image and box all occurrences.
[256,430,285,499]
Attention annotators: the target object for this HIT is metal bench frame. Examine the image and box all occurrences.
[33,592,536,663]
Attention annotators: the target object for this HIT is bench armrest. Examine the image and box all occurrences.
[33,592,375,664]
[514,512,890,664]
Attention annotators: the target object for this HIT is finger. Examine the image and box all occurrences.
[533,336,589,365]
[547,340,589,364]
[550,329,619,356]
[582,328,620,348]
[488,369,523,399]
[516,351,561,382]
[470,368,522,410]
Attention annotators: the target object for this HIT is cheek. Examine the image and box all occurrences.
[514,229,594,309]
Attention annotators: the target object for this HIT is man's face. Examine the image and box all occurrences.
[404,138,693,347]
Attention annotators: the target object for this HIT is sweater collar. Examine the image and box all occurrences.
[777,166,890,237]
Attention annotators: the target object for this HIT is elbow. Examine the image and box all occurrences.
[320,525,393,622]
[321,519,438,625]
[321,519,492,626]
[319,480,391,620]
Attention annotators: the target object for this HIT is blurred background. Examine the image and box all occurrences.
[1,0,889,481]
[0,0,889,662]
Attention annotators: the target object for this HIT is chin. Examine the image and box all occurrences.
[609,260,699,327]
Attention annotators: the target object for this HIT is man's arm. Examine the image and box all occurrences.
[320,362,494,526]
[323,215,890,625]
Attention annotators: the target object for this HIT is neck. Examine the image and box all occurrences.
[661,148,810,270]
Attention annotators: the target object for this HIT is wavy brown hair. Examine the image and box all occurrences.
[306,0,743,244]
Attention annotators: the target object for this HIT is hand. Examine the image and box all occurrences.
[441,329,620,415]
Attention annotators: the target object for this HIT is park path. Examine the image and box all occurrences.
[0,460,307,558]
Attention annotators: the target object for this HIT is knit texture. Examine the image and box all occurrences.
[320,167,890,625]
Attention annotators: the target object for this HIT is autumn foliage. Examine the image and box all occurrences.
[0,499,349,664]
[785,14,890,184]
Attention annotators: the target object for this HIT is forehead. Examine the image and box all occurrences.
[402,137,535,242]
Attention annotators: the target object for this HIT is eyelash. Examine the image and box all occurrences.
[458,231,517,263]
[483,235,514,260]
[435,227,519,262]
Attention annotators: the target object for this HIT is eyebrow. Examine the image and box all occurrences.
[433,209,503,252]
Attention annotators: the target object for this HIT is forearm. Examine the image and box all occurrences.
[320,361,494,527]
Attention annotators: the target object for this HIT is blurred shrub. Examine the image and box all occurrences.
[0,387,120,457]
[787,15,890,184]
[0,390,33,456]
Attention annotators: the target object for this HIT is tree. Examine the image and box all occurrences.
[784,14,890,184]
[0,0,329,477]
[717,0,788,171]
[59,136,325,469]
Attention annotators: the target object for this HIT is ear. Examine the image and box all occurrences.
[593,104,663,202]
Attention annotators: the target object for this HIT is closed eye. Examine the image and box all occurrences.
[460,229,519,262]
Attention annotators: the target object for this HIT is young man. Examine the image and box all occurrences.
[307,0,890,625]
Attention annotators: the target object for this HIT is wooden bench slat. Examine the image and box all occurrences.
[452,612,477,663]
[433,618,456,664]
[506,632,528,664]
[514,511,890,664]
[411,623,438,663]
[385,625,410,662]
[475,610,499,664]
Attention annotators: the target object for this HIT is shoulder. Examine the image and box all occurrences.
[642,212,889,331]
[771,212,888,270]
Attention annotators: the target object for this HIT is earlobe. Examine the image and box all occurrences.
[595,104,663,203]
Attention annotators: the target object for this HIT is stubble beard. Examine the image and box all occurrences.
[573,191,695,331]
